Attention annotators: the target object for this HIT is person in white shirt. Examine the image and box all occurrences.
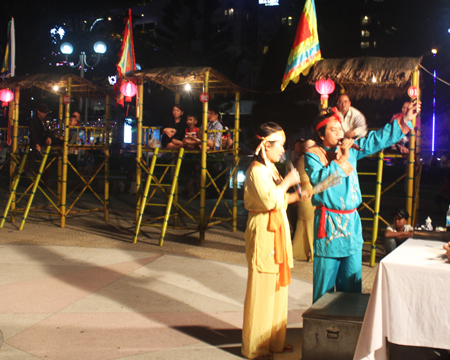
[337,94,368,139]
[384,208,414,255]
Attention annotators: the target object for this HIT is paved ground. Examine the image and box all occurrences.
[0,181,435,359]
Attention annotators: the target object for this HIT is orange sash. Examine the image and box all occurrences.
[268,209,291,287]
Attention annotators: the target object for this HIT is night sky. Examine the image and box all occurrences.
[1,0,450,151]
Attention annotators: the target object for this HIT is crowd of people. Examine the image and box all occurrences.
[241,96,421,359]
[161,104,233,151]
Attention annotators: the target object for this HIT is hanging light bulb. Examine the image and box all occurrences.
[185,83,191,91]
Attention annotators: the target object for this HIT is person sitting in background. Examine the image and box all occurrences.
[337,94,367,139]
[68,115,79,145]
[162,105,186,150]
[440,150,450,168]
[384,209,414,255]
[183,114,201,150]
[72,111,81,124]
[389,101,410,154]
[199,107,223,150]
[27,103,63,175]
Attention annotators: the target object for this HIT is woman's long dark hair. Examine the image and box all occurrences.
[253,122,284,165]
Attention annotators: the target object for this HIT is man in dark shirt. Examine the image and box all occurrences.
[29,104,52,152]
[27,103,61,174]
[161,105,186,149]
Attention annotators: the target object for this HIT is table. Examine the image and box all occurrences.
[353,238,450,360]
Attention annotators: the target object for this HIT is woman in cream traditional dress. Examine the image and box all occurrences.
[242,122,309,360]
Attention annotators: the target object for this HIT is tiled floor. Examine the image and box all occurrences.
[0,245,312,360]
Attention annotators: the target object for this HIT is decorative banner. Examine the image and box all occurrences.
[281,0,321,91]
[1,17,15,79]
[63,95,71,104]
[115,9,137,107]
[408,86,419,98]
[199,93,209,103]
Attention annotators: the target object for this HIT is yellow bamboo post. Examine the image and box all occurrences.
[60,77,72,228]
[104,94,111,221]
[136,80,144,221]
[412,113,422,227]
[369,150,385,267]
[199,70,210,242]
[172,90,181,228]
[232,91,240,232]
[57,95,63,202]
[159,147,184,246]
[1,147,29,228]
[406,68,419,222]
[9,87,20,223]
[133,146,159,243]
[58,96,64,135]
[19,146,52,230]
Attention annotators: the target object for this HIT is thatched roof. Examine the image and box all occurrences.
[0,74,111,98]
[308,57,422,100]
[124,67,239,96]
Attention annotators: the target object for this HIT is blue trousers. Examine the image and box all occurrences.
[313,249,363,303]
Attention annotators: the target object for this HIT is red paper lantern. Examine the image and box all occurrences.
[120,81,137,102]
[315,79,335,100]
[0,89,14,107]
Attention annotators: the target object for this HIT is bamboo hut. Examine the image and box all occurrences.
[0,74,113,229]
[308,57,422,100]
[123,67,242,244]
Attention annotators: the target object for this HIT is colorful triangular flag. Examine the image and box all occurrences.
[115,9,137,107]
[281,0,321,91]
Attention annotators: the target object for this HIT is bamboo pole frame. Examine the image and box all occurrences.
[199,69,210,242]
[60,76,72,228]
[104,94,111,221]
[232,91,240,232]
[136,79,144,222]
[406,67,419,223]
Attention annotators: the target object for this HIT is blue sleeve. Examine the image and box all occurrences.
[355,119,412,161]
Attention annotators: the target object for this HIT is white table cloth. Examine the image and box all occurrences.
[353,238,450,360]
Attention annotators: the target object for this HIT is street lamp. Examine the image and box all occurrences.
[60,41,107,78]
[60,40,107,123]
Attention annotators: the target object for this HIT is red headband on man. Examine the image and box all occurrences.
[315,107,342,131]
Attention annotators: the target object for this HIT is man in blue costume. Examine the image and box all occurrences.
[304,103,420,303]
